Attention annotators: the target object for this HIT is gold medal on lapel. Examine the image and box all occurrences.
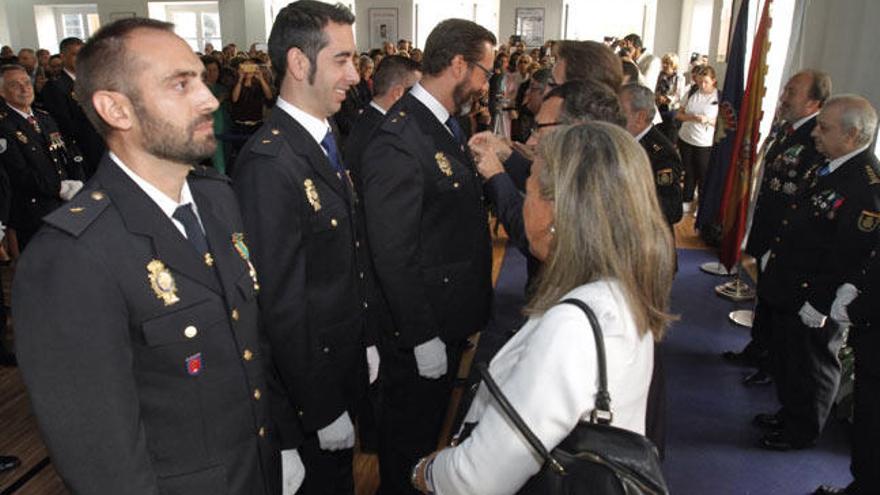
[147,259,180,306]
[304,178,322,211]
[435,152,453,176]
[232,233,260,291]
[15,131,27,144]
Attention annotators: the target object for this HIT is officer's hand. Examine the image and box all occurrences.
[59,180,83,201]
[281,448,305,495]
[414,337,447,379]
[759,250,771,272]
[468,131,512,162]
[798,302,827,328]
[366,345,380,384]
[317,411,355,451]
[830,283,858,324]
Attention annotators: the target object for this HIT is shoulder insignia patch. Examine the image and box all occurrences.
[43,189,111,238]
[656,168,674,186]
[857,210,880,232]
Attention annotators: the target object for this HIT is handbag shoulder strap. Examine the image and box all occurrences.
[559,298,613,424]
[474,297,613,474]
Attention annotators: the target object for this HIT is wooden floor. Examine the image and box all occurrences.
[0,213,707,494]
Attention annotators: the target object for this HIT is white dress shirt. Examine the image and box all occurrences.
[432,279,654,495]
[827,143,872,175]
[110,151,203,238]
[275,96,332,157]
[410,82,455,138]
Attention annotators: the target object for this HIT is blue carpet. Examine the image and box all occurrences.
[483,246,853,494]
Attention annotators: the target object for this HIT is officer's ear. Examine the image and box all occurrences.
[91,90,134,132]
[286,47,309,83]
[450,54,467,81]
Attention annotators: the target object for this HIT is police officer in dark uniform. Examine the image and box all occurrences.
[0,163,13,367]
[619,83,684,227]
[729,71,830,389]
[359,19,496,494]
[757,94,880,451]
[233,3,371,493]
[13,19,284,494]
[0,63,85,249]
[37,37,105,178]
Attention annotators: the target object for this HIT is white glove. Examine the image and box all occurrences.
[281,448,305,495]
[316,411,355,451]
[799,301,828,328]
[0,222,5,243]
[414,337,447,379]
[366,345,380,384]
[830,283,859,324]
[760,250,772,271]
[58,180,84,200]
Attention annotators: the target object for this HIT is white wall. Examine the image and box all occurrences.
[498,0,563,45]
[355,0,412,52]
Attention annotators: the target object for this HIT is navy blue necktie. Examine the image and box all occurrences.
[173,203,208,256]
[445,116,465,146]
[817,161,831,177]
[320,130,346,178]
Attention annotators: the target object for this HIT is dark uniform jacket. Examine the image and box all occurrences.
[639,125,684,226]
[745,118,822,258]
[233,106,371,437]
[0,162,10,226]
[343,103,383,189]
[360,92,493,348]
[759,148,880,314]
[13,157,281,495]
[0,105,84,245]
[38,71,105,177]
[848,244,880,376]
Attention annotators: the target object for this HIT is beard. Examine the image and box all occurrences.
[452,77,482,116]
[132,96,216,164]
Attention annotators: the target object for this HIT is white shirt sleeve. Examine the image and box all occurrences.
[432,304,598,495]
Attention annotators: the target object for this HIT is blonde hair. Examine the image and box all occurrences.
[661,52,679,70]
[525,122,676,340]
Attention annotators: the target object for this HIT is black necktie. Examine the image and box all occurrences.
[173,203,208,255]
[445,116,465,146]
[320,130,346,178]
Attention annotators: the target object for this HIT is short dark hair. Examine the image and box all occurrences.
[268,0,355,85]
[621,60,640,83]
[531,68,552,86]
[420,19,496,77]
[372,55,421,96]
[75,18,174,137]
[800,69,832,106]
[556,40,623,90]
[201,55,220,70]
[545,79,627,127]
[59,37,83,54]
[623,33,643,49]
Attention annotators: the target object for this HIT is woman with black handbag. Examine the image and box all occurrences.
[411,123,675,494]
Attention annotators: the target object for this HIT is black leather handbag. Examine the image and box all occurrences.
[475,298,669,495]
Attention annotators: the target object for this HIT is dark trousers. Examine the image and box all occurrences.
[298,433,354,495]
[377,339,466,495]
[768,304,845,443]
[747,297,773,374]
[850,339,880,494]
[645,343,666,458]
[678,139,712,203]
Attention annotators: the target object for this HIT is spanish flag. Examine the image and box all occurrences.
[718,0,773,271]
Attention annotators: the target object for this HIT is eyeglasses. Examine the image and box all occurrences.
[469,61,493,80]
[529,121,563,140]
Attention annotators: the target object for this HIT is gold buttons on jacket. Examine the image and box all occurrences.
[243,349,254,361]
[258,426,266,438]
[91,191,104,201]
[253,388,262,400]
[231,309,240,321]
[801,282,809,288]
[330,218,338,228]
[204,253,214,267]
[184,326,198,338]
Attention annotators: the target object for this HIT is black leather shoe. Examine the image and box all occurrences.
[813,485,851,495]
[759,432,814,451]
[743,370,772,386]
[753,413,783,430]
[0,455,21,473]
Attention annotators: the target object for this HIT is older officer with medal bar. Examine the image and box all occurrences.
[13,18,290,494]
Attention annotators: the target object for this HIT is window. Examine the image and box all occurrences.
[563,0,657,45]
[148,2,221,52]
[34,4,100,51]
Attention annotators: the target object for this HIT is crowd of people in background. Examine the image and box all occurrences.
[0,4,877,494]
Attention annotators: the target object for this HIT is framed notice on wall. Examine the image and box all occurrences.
[515,8,545,47]
[369,8,398,49]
